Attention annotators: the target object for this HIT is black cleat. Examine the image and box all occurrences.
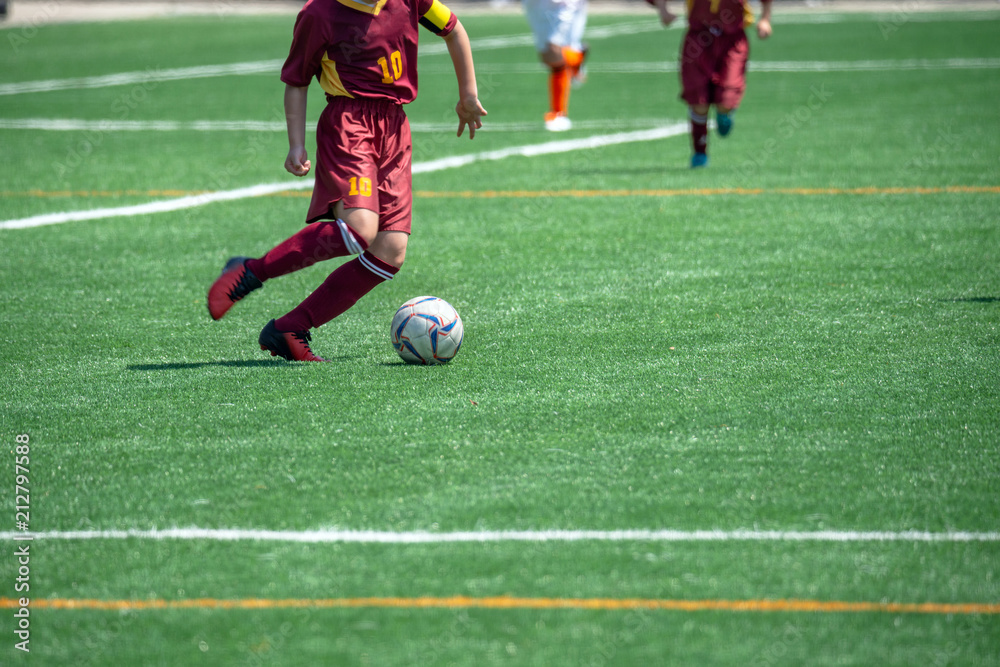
[258,319,327,362]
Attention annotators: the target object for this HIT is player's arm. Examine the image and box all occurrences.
[756,0,773,39]
[653,0,678,27]
[443,20,487,139]
[284,84,311,176]
[280,6,325,175]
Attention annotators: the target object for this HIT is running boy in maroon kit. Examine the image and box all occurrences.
[207,0,486,361]
[654,0,772,168]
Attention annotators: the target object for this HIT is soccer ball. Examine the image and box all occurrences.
[390,296,464,365]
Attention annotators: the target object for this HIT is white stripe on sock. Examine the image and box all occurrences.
[359,253,395,281]
[336,219,364,256]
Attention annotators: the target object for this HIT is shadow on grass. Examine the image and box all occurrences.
[376,361,454,368]
[128,360,300,371]
[943,297,999,304]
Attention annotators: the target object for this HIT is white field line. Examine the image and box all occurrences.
[8,8,993,97]
[0,60,285,96]
[0,182,307,230]
[0,118,287,132]
[0,117,672,133]
[0,22,665,97]
[5,54,991,97]
[2,528,998,543]
[743,57,1000,72]
[412,124,685,173]
[425,58,1000,74]
[769,11,1000,25]
[0,118,288,132]
[1,55,994,134]
[0,123,687,230]
[419,20,668,56]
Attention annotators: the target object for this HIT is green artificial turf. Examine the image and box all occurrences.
[1,7,998,666]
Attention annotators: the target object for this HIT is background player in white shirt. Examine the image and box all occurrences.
[523,0,588,131]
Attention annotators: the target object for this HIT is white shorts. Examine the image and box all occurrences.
[523,0,587,52]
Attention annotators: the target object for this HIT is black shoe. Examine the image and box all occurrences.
[259,319,327,362]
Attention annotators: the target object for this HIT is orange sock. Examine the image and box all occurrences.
[548,64,569,116]
[562,47,584,74]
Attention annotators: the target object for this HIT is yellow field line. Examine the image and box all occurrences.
[414,186,1000,198]
[2,186,999,199]
[1,596,997,614]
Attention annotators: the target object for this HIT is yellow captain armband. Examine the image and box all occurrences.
[419,0,454,35]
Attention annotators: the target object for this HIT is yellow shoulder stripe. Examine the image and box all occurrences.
[422,0,452,31]
[335,0,389,16]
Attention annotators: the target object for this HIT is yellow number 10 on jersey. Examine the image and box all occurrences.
[378,51,403,84]
[349,176,373,197]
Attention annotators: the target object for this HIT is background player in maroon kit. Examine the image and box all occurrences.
[654,0,772,168]
[207,0,486,361]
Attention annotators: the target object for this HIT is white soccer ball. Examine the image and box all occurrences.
[390,296,464,365]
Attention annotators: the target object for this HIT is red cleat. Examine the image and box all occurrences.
[207,257,262,320]
[258,319,327,362]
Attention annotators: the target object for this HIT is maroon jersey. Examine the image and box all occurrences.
[685,0,754,35]
[281,0,458,104]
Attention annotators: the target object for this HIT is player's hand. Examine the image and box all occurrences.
[285,146,311,177]
[756,18,772,39]
[659,8,678,27]
[456,96,487,139]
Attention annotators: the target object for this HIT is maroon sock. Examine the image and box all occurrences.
[274,251,399,332]
[690,109,709,155]
[245,218,367,282]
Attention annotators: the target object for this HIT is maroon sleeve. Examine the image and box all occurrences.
[280,4,328,88]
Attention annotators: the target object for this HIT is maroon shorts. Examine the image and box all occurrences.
[679,28,749,109]
[306,96,413,234]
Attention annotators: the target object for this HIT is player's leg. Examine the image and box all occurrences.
[206,213,370,321]
[367,229,407,268]
[526,0,575,131]
[680,30,712,168]
[260,228,402,363]
[715,32,749,138]
[243,109,377,284]
[715,105,734,136]
[208,205,372,322]
[258,205,391,362]
[565,2,588,88]
[260,105,411,361]
[689,103,710,167]
[540,42,572,131]
[545,1,586,129]
[270,206,390,332]
[567,44,588,87]
[244,216,368,281]
[207,104,373,321]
